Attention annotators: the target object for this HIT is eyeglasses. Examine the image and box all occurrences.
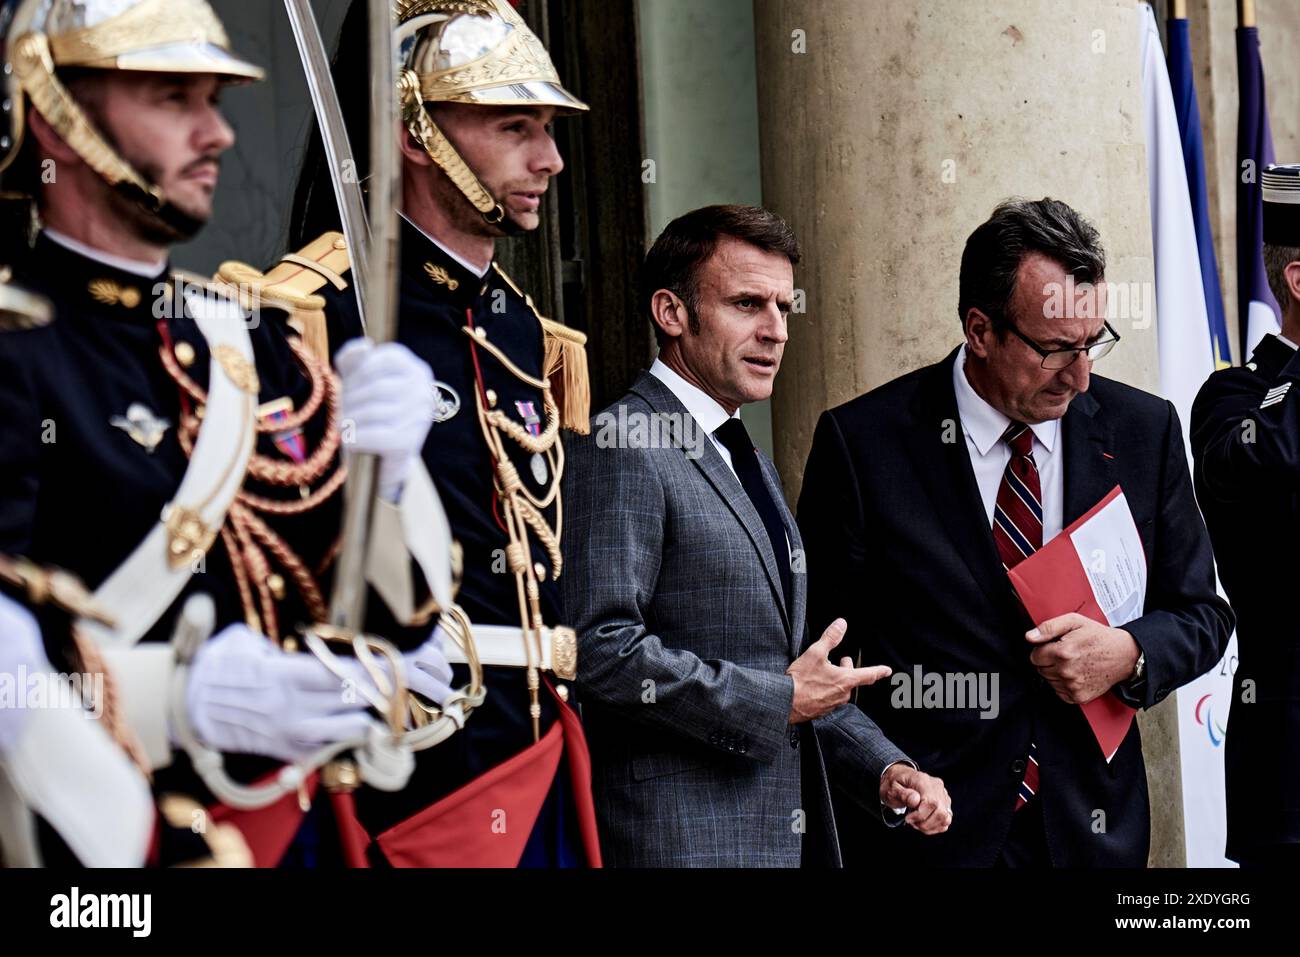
[1005,319,1121,370]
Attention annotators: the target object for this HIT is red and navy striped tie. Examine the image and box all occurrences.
[992,423,1042,811]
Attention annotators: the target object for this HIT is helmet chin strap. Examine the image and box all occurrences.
[494,208,529,236]
[13,34,205,241]
[111,180,206,240]
[399,72,519,234]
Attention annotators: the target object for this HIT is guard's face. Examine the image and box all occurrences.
[965,252,1106,424]
[671,237,793,413]
[94,71,235,228]
[434,103,564,233]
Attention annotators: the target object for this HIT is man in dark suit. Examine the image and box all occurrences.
[798,198,1233,867]
[563,205,951,867]
[1190,163,1300,868]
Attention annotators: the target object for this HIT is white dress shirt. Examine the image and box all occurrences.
[649,357,742,480]
[952,344,1064,545]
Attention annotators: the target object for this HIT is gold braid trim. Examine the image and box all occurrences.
[236,505,329,625]
[490,263,590,435]
[237,465,347,516]
[541,319,591,435]
[71,632,152,778]
[160,335,330,435]
[219,525,262,634]
[229,506,279,644]
[513,497,561,579]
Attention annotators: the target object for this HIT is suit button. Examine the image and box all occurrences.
[789,728,800,749]
[1010,758,1027,776]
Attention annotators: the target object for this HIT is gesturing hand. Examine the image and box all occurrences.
[786,618,891,723]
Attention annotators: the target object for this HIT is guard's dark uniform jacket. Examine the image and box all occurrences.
[0,233,349,865]
[0,236,339,632]
[300,218,599,866]
[1191,333,1300,865]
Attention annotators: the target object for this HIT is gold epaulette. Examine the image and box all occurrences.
[490,262,591,435]
[215,232,352,365]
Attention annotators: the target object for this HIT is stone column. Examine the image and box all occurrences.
[754,0,1184,865]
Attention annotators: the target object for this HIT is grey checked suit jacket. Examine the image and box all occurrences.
[562,372,911,867]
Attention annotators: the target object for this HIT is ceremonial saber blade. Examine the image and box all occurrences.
[329,0,402,631]
[364,0,401,350]
[282,0,402,632]
[283,0,371,332]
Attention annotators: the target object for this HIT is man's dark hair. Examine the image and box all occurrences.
[1264,242,1300,312]
[958,197,1106,333]
[641,204,800,346]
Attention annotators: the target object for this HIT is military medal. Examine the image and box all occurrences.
[110,403,170,453]
[513,400,548,483]
[515,400,542,437]
[530,452,548,484]
[258,397,306,463]
[431,379,461,423]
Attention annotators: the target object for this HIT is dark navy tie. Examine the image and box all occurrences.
[714,418,792,609]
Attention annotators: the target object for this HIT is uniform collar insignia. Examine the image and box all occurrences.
[110,402,171,453]
[88,278,143,310]
[400,218,481,304]
[423,262,460,291]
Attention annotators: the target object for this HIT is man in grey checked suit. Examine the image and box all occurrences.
[562,206,952,866]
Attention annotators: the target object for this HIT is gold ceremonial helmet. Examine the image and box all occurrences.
[0,0,262,225]
[396,0,586,112]
[394,0,587,225]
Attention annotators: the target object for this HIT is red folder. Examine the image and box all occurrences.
[1006,485,1138,762]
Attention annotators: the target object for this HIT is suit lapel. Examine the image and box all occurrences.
[1061,390,1116,528]
[906,349,1020,616]
[628,373,792,634]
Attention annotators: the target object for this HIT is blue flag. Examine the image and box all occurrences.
[1168,18,1231,369]
[1236,25,1281,359]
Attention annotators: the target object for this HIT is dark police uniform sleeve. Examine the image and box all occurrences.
[1192,344,1300,500]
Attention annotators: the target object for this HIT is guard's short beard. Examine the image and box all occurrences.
[94,131,207,245]
[429,162,528,238]
[102,179,198,246]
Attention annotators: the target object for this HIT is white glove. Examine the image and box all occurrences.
[336,337,436,503]
[0,593,48,754]
[184,624,385,763]
[399,627,454,707]
[316,627,454,709]
[183,624,454,763]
